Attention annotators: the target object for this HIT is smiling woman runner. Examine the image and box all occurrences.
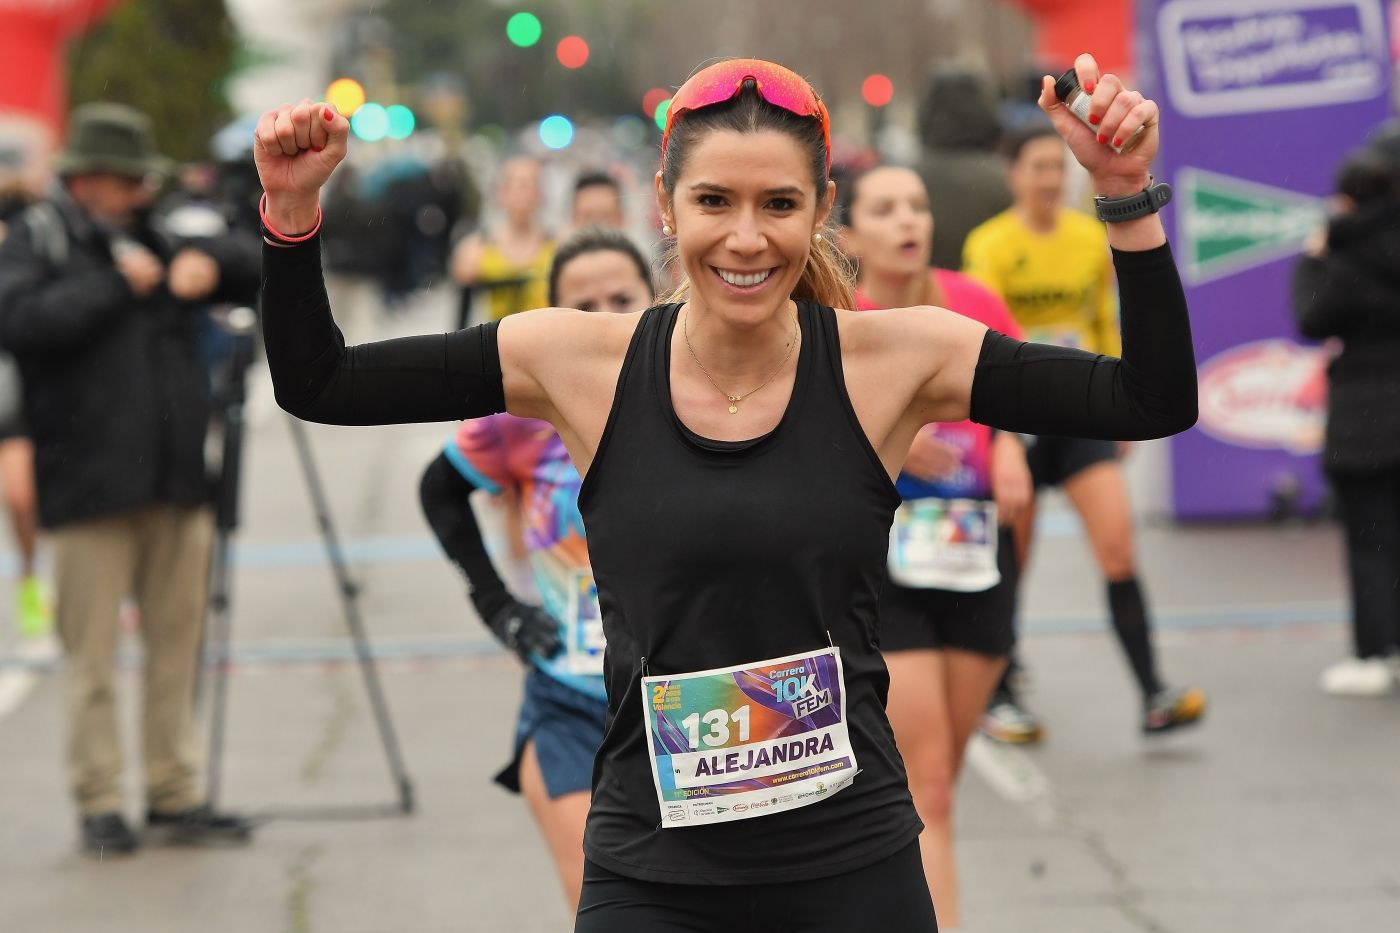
[254,54,1196,932]
[839,163,1031,932]
[418,228,655,913]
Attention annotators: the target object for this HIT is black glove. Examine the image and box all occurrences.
[478,594,563,664]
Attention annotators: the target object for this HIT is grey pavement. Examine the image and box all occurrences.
[1,287,1397,933]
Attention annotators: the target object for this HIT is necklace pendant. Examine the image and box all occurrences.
[728,403,739,414]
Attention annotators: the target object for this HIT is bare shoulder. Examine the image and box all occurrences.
[498,305,640,358]
[498,307,646,419]
[836,303,987,358]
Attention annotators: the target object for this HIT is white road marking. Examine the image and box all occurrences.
[0,638,57,722]
[0,669,36,719]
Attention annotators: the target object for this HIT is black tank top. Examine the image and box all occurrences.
[578,300,922,885]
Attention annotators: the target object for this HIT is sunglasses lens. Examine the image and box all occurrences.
[662,59,831,170]
[668,60,822,126]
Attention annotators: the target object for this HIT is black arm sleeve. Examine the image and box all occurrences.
[261,237,505,425]
[418,452,512,617]
[969,242,1198,441]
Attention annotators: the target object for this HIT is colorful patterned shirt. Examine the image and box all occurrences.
[445,414,605,699]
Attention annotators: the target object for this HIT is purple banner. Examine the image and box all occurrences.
[1140,0,1392,519]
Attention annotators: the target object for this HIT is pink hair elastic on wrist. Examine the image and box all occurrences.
[259,193,323,243]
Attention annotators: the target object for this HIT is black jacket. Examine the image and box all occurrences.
[1292,200,1400,474]
[0,188,259,527]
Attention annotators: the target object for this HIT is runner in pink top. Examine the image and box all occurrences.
[841,164,1031,932]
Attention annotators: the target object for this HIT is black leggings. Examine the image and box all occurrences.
[1333,470,1400,658]
[574,841,937,932]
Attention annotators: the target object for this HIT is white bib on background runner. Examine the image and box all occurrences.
[565,570,605,676]
[888,497,999,592]
[642,647,857,828]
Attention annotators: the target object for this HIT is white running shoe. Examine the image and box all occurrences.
[1319,657,1394,697]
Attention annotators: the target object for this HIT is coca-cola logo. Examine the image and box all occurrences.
[1197,339,1326,454]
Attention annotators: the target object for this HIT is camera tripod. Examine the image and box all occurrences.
[201,306,414,819]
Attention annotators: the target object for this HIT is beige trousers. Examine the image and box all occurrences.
[52,504,213,815]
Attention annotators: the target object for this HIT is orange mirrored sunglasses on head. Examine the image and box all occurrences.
[662,59,832,171]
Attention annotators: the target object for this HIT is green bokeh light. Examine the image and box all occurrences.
[386,105,416,140]
[653,98,671,131]
[506,12,542,47]
[350,103,389,142]
[539,114,574,149]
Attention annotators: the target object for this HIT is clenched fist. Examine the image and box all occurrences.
[1039,53,1158,198]
[252,98,350,234]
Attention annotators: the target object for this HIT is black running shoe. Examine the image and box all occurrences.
[81,811,139,857]
[145,804,254,846]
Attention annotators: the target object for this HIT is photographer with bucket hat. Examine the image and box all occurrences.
[0,102,260,856]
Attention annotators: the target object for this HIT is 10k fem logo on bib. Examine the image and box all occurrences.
[642,647,857,828]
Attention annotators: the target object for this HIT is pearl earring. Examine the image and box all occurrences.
[813,232,823,242]
[662,224,674,237]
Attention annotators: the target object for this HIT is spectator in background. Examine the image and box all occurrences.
[915,66,1012,270]
[569,171,625,232]
[1293,141,1400,697]
[450,156,554,328]
[0,104,258,855]
[0,168,49,642]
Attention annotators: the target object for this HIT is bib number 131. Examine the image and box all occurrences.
[680,705,750,749]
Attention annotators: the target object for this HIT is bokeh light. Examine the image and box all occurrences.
[653,98,671,131]
[612,115,648,149]
[556,35,589,69]
[385,104,416,140]
[642,87,670,119]
[861,73,894,107]
[539,114,574,149]
[506,12,542,48]
[326,78,366,116]
[350,102,389,141]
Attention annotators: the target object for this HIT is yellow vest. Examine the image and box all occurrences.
[962,209,1119,357]
[477,238,555,320]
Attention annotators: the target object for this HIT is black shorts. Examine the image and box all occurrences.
[575,840,937,932]
[494,668,608,799]
[1027,435,1116,489]
[879,527,1018,657]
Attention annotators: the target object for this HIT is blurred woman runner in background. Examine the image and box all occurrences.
[419,228,654,911]
[841,163,1031,931]
[450,156,555,327]
[254,54,1197,931]
[963,123,1207,741]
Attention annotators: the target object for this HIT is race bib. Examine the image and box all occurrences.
[642,647,857,828]
[888,497,999,592]
[564,571,605,676]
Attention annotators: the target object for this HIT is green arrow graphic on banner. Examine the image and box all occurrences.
[1176,168,1326,284]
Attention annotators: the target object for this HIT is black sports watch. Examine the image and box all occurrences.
[1094,178,1173,223]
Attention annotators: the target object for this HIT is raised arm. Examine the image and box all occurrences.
[906,54,1196,443]
[255,100,507,426]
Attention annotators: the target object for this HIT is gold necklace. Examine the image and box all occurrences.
[683,306,799,414]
